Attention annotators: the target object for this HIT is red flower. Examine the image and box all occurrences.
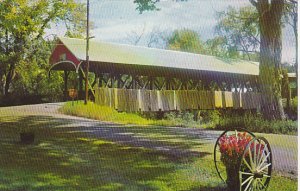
[219,132,255,166]
[218,131,264,169]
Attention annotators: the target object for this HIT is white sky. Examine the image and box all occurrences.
[48,0,296,63]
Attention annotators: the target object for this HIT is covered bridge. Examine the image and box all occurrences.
[49,37,294,112]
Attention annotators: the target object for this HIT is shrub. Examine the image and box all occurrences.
[164,111,197,127]
[217,111,297,135]
[290,96,298,115]
[198,110,220,124]
[181,111,195,124]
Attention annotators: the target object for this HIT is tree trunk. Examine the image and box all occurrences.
[4,63,15,96]
[293,7,298,88]
[4,35,24,97]
[63,70,69,101]
[282,69,291,113]
[0,73,4,96]
[2,29,9,96]
[257,0,285,120]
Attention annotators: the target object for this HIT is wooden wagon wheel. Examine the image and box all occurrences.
[239,137,272,191]
[214,129,256,185]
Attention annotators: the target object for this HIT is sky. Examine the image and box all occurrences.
[48,0,296,63]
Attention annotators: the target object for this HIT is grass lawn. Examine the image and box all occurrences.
[0,108,297,190]
[59,101,201,128]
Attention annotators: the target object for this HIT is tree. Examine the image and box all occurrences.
[249,0,286,120]
[8,39,65,105]
[167,29,205,54]
[134,0,160,14]
[134,0,187,13]
[216,2,297,119]
[204,36,242,59]
[64,2,88,39]
[216,6,260,61]
[0,0,85,97]
[205,37,227,57]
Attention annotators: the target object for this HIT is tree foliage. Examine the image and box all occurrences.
[134,0,188,13]
[134,0,160,14]
[204,36,246,59]
[216,6,260,61]
[64,3,88,38]
[167,29,205,54]
[204,37,228,58]
[11,41,64,104]
[0,0,85,101]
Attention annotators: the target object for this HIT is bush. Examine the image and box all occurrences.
[290,96,298,115]
[217,111,297,135]
[0,60,65,106]
[198,110,220,123]
[163,110,221,128]
[164,111,197,127]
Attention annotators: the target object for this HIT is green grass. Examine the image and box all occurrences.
[256,133,298,151]
[59,101,183,127]
[0,107,297,191]
[60,101,152,125]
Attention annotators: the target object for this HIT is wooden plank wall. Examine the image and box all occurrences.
[95,88,261,112]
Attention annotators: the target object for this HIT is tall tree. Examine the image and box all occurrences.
[249,0,286,120]
[0,0,85,96]
[9,38,65,105]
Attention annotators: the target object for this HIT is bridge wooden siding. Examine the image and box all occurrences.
[95,88,261,112]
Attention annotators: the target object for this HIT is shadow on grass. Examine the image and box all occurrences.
[0,115,225,190]
[190,186,227,191]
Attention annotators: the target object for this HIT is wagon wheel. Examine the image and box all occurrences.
[239,137,272,191]
[214,129,255,184]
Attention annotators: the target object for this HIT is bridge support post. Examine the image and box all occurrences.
[63,70,69,101]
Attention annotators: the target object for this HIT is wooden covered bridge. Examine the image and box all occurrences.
[49,37,294,112]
